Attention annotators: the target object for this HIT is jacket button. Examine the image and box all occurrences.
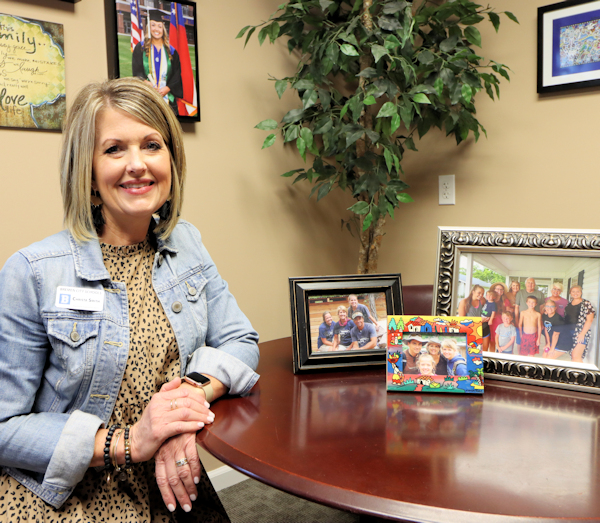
[70,331,81,342]
[172,301,183,313]
[188,287,197,296]
[157,254,164,267]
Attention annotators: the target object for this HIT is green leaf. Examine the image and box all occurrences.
[317,181,333,201]
[412,93,431,104]
[300,127,314,150]
[461,83,473,104]
[488,12,500,32]
[282,108,306,124]
[255,119,278,131]
[461,14,484,25]
[243,27,256,48]
[236,25,251,39]
[339,103,349,120]
[440,35,459,53]
[364,95,377,105]
[384,35,401,50]
[397,192,414,203]
[464,26,482,47]
[296,136,306,161]
[340,33,359,48]
[293,79,315,90]
[340,44,359,56]
[383,1,408,14]
[357,67,378,78]
[362,213,373,231]
[387,202,395,219]
[284,125,299,142]
[404,136,417,151]
[371,44,388,63]
[326,43,339,63]
[377,101,397,118]
[391,113,401,134]
[319,0,335,12]
[262,134,276,149]
[275,79,287,99]
[504,11,519,24]
[434,76,444,97]
[281,169,303,177]
[268,22,280,43]
[417,50,435,64]
[348,95,364,122]
[349,201,370,214]
[346,127,364,147]
[302,89,319,109]
[313,117,333,135]
[258,26,268,46]
[383,148,393,172]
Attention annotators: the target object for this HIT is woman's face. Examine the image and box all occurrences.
[551,286,561,297]
[150,20,164,41]
[427,343,441,355]
[442,345,456,359]
[338,310,347,322]
[92,108,171,240]
[570,287,582,300]
[493,284,504,297]
[473,289,483,300]
[511,282,520,293]
[324,313,333,326]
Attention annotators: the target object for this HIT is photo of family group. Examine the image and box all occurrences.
[456,252,600,364]
[308,292,388,354]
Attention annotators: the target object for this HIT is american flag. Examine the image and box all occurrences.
[130,0,142,52]
[170,2,198,116]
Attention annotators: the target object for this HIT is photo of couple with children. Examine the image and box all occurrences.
[311,293,387,352]
[458,277,596,363]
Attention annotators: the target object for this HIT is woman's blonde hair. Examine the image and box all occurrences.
[60,77,186,242]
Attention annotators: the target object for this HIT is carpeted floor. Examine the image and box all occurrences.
[218,478,359,523]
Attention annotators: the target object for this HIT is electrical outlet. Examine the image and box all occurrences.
[439,174,455,205]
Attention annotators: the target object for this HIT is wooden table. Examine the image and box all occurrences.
[197,338,600,522]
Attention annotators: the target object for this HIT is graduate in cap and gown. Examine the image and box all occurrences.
[132,9,183,115]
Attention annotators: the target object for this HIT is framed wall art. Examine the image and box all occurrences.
[434,226,600,394]
[0,13,65,130]
[538,0,600,93]
[104,0,200,122]
[387,316,484,394]
[289,274,403,373]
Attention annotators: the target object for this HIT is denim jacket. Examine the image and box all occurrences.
[0,220,259,508]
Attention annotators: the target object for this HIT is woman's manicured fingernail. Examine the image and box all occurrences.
[183,504,191,512]
[194,476,199,484]
[190,494,197,501]
[207,415,215,423]
[204,401,210,408]
[167,504,175,512]
[198,422,205,428]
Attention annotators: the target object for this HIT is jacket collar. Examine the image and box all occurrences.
[68,222,178,282]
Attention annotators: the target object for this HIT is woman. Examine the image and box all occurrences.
[549,282,568,317]
[0,78,259,521]
[505,280,521,313]
[317,311,335,351]
[132,9,183,115]
[564,285,596,363]
[441,339,468,376]
[458,285,490,349]
[425,337,448,375]
[489,283,510,352]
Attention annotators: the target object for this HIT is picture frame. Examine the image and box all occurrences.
[434,226,600,394]
[104,0,200,122]
[289,274,403,373]
[387,316,484,394]
[537,0,600,93]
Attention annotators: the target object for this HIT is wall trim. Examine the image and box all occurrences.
[208,465,249,492]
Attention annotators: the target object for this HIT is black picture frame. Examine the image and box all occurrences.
[104,0,200,122]
[290,274,403,374]
[434,226,600,394]
[537,0,600,94]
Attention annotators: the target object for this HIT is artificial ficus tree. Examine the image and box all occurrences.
[239,0,518,274]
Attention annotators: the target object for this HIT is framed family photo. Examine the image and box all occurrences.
[386,316,484,394]
[104,0,200,121]
[289,274,403,373]
[434,227,600,393]
[537,0,600,93]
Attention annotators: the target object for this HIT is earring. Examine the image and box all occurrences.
[157,200,171,223]
[91,190,105,233]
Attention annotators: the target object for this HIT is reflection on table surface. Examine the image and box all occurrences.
[199,338,600,520]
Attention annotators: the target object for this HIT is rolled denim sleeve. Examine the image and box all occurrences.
[0,253,101,481]
[183,228,259,395]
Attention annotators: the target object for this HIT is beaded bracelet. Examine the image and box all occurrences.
[103,425,118,469]
[124,425,132,470]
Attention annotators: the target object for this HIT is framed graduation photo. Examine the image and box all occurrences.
[104,0,200,122]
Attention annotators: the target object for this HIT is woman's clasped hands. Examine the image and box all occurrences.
[128,378,215,512]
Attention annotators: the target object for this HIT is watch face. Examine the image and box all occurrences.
[187,372,210,385]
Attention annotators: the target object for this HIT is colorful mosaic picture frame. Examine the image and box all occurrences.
[387,316,484,394]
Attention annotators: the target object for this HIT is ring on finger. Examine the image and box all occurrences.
[175,458,189,467]
[170,399,178,411]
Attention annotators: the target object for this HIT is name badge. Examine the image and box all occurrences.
[55,286,104,312]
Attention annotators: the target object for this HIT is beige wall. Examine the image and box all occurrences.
[1,0,598,470]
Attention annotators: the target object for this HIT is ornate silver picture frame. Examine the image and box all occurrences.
[434,227,600,394]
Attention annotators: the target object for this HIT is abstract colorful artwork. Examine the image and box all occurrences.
[387,315,484,394]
